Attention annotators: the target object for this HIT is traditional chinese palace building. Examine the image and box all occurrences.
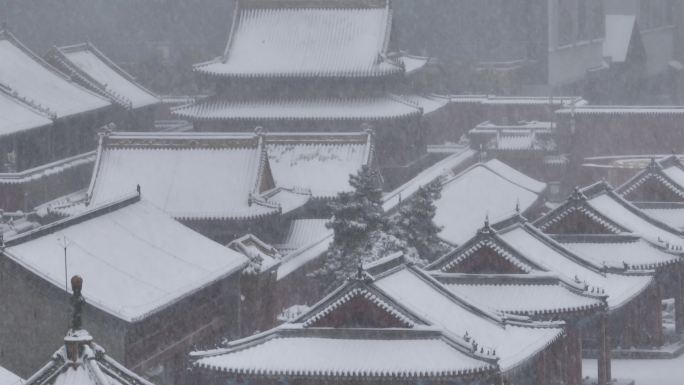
[173,0,447,187]
[0,194,248,384]
[616,155,684,230]
[428,215,673,385]
[534,182,684,339]
[0,31,162,212]
[73,130,372,242]
[191,263,574,385]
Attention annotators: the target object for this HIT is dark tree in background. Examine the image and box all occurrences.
[313,168,449,292]
[392,180,445,262]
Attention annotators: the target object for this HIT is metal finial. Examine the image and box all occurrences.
[70,276,85,331]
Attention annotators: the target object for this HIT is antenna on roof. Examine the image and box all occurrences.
[57,235,71,294]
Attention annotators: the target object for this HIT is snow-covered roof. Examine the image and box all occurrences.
[0,84,52,138]
[228,233,281,273]
[434,273,604,316]
[398,54,430,74]
[86,131,308,220]
[277,146,476,278]
[555,106,684,115]
[537,183,684,249]
[0,151,95,185]
[400,94,451,115]
[429,219,655,311]
[172,95,423,121]
[194,0,402,78]
[193,326,495,379]
[587,193,684,246]
[640,207,684,231]
[24,330,153,385]
[0,31,110,119]
[481,96,586,106]
[280,219,330,251]
[46,43,160,109]
[0,365,22,385]
[3,195,248,322]
[554,235,679,271]
[496,224,654,310]
[265,132,373,199]
[604,15,636,63]
[617,156,684,201]
[434,159,546,245]
[383,145,476,211]
[373,267,564,372]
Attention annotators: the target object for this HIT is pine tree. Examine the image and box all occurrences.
[392,179,445,261]
[312,166,415,292]
[326,165,385,253]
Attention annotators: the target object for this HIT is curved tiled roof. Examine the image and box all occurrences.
[172,95,422,121]
[46,43,159,110]
[194,1,402,78]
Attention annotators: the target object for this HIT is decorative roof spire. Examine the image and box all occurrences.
[569,186,586,202]
[70,275,85,331]
[356,257,364,280]
[479,214,493,234]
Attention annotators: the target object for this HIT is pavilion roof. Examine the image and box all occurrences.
[46,43,160,110]
[24,330,153,385]
[193,0,403,79]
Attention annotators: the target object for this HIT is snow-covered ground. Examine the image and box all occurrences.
[583,356,684,385]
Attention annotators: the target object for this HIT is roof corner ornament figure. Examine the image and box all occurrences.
[136,184,141,196]
[70,275,85,331]
[647,157,660,171]
[569,186,586,202]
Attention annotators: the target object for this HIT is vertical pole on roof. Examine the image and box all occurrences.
[597,311,610,385]
[58,235,69,293]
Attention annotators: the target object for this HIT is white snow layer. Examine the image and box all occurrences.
[63,49,159,109]
[5,200,248,322]
[375,269,563,371]
[499,227,653,310]
[434,160,546,245]
[89,146,271,220]
[0,365,23,385]
[196,7,398,77]
[0,90,52,137]
[266,141,369,198]
[588,194,684,248]
[0,40,110,118]
[196,335,492,377]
